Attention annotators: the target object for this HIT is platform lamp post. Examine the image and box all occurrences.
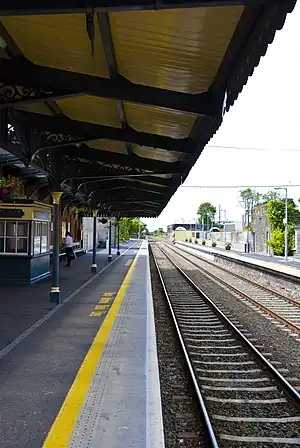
[275,186,288,262]
[108,219,112,262]
[50,191,62,304]
[91,209,98,273]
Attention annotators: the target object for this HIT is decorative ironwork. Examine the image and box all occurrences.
[32,129,84,151]
[0,58,215,117]
[0,83,53,106]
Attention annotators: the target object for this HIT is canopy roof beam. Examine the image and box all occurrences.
[0,0,274,16]
[60,146,182,174]
[16,110,193,153]
[0,59,217,116]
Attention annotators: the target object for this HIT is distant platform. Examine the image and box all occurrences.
[177,241,300,281]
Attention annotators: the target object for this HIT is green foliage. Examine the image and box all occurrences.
[239,188,261,209]
[202,240,206,245]
[225,242,231,250]
[153,228,164,238]
[261,190,282,202]
[268,227,295,256]
[267,199,300,231]
[212,241,217,247]
[197,202,216,226]
[266,199,299,256]
[119,218,141,241]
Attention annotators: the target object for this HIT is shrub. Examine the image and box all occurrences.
[195,239,198,244]
[212,241,217,247]
[268,227,295,256]
[189,238,192,243]
[202,240,206,245]
[225,242,231,250]
[185,238,188,242]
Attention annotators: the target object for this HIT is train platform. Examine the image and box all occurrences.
[0,242,137,353]
[177,241,300,280]
[0,240,164,448]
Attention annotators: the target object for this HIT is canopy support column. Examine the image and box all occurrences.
[91,210,97,273]
[117,220,120,256]
[108,219,112,262]
[50,191,62,304]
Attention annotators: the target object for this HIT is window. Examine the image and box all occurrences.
[33,221,50,255]
[0,221,29,254]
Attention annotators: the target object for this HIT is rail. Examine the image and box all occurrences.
[150,242,300,445]
[167,243,300,335]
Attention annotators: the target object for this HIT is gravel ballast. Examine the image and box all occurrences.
[179,243,300,302]
[165,244,300,383]
[151,244,300,446]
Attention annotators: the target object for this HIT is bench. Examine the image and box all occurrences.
[58,247,86,261]
[50,242,86,262]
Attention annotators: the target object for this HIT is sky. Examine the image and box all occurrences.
[144,3,300,231]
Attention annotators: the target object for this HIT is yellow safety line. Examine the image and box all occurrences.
[42,244,142,448]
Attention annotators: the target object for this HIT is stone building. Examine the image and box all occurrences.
[250,204,272,255]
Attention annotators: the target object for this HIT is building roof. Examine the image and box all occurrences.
[0,1,296,217]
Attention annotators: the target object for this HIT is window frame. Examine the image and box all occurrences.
[32,220,51,256]
[0,220,30,255]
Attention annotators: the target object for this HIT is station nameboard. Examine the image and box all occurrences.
[0,208,24,218]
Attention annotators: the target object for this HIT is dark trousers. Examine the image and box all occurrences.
[65,247,73,266]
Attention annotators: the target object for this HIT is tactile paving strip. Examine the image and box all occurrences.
[69,249,148,448]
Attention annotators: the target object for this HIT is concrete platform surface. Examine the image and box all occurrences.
[0,243,142,448]
[178,241,300,279]
[43,240,165,448]
[0,242,137,353]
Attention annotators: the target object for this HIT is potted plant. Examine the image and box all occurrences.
[189,238,192,243]
[212,240,217,247]
[225,242,232,250]
[0,175,24,200]
[195,239,198,244]
[202,240,206,245]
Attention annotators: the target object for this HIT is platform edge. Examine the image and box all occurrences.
[146,241,165,448]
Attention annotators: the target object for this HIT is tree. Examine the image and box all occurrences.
[267,199,300,256]
[197,202,216,227]
[119,218,141,241]
[262,190,282,202]
[267,199,300,231]
[153,228,165,238]
[239,188,262,229]
[239,188,261,210]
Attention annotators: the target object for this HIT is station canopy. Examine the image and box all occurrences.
[0,1,296,217]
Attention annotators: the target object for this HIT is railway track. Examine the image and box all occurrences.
[150,243,300,447]
[165,242,300,336]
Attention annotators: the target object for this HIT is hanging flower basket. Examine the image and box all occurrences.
[0,176,24,200]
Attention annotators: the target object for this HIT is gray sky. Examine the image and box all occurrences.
[144,2,300,231]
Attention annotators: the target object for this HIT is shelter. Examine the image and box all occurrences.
[0,0,296,300]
